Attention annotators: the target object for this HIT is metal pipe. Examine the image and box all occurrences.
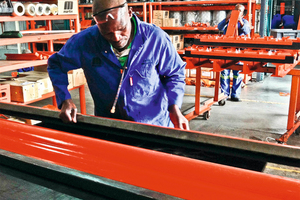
[259,0,266,37]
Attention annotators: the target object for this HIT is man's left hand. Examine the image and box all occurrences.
[169,104,190,130]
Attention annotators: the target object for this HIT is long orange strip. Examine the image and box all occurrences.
[0,119,299,199]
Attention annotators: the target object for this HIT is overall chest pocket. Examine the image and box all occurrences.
[136,59,154,78]
[130,59,158,101]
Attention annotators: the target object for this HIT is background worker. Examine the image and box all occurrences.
[48,0,189,130]
[218,4,250,101]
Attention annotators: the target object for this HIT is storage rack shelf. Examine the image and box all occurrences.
[0,33,75,47]
[0,14,79,22]
[0,12,86,114]
[0,60,47,72]
[148,0,257,37]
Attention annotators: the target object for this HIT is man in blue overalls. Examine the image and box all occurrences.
[218,4,250,101]
[48,0,189,130]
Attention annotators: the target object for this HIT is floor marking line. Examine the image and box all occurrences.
[266,166,300,174]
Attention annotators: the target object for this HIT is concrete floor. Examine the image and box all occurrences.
[30,74,300,180]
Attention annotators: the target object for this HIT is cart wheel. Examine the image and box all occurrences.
[218,99,226,106]
[203,111,210,120]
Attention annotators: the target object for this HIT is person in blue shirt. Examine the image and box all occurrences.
[47,0,189,130]
[218,4,250,101]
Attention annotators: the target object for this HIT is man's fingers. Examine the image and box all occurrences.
[59,112,72,123]
[183,122,190,130]
[71,108,77,123]
[59,109,77,123]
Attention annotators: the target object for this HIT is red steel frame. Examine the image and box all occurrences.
[177,5,300,142]
[0,118,300,199]
[184,45,300,143]
[183,56,227,121]
[226,10,240,37]
[281,69,300,143]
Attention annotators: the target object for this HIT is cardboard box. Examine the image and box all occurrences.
[167,18,179,27]
[201,68,213,79]
[189,68,215,79]
[172,42,181,50]
[153,19,163,27]
[184,69,189,77]
[18,71,53,95]
[9,81,38,103]
[172,35,180,43]
[57,0,78,15]
[163,18,169,27]
[172,41,184,50]
[67,73,74,89]
[179,34,184,42]
[179,40,184,50]
[153,10,169,19]
[19,76,53,96]
[189,69,196,78]
[69,68,86,87]
[0,84,10,103]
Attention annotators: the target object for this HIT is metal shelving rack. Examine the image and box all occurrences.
[0,14,79,73]
[148,0,257,37]
[0,10,86,114]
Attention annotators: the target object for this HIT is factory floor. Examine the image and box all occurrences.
[29,74,300,180]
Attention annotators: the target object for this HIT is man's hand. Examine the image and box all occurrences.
[59,99,77,123]
[169,104,190,130]
[238,15,245,27]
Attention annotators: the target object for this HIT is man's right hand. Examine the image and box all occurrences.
[59,99,77,123]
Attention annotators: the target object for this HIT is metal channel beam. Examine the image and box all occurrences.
[184,50,295,63]
[193,39,300,49]
[0,149,177,200]
[0,103,300,169]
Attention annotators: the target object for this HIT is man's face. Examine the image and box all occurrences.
[94,3,132,50]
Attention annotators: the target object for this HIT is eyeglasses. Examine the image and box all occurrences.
[93,2,127,25]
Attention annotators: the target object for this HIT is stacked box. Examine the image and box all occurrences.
[57,0,78,15]
[0,84,10,103]
[172,35,180,43]
[3,80,39,103]
[189,69,196,78]
[153,10,169,19]
[68,68,86,87]
[164,18,179,27]
[170,34,184,50]
[189,68,216,79]
[172,42,180,50]
[19,71,53,95]
[152,10,169,27]
[0,69,86,103]
[201,68,214,79]
[153,18,163,27]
